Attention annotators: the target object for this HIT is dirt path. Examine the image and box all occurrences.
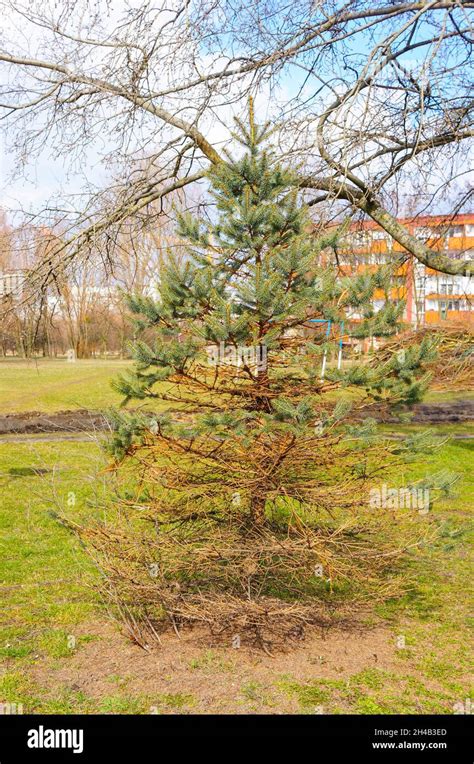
[2,432,473,444]
[0,409,107,434]
[0,400,472,436]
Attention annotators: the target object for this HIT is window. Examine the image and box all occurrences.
[372,230,386,241]
[415,226,433,241]
[0,273,23,298]
[466,224,474,237]
[439,301,447,320]
[440,282,453,295]
[352,231,371,247]
[448,225,463,238]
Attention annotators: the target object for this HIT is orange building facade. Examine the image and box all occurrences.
[334,213,473,328]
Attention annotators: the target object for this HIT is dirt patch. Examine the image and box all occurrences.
[0,400,473,435]
[381,399,474,424]
[0,410,108,434]
[27,618,399,714]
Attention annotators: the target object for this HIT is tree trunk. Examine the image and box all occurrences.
[250,494,266,527]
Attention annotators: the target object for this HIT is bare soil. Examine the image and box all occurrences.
[0,400,472,435]
[30,618,400,714]
[0,410,107,434]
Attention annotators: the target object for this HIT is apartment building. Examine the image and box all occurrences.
[0,270,25,299]
[334,213,473,328]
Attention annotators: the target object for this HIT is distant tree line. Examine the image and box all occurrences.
[0,209,181,358]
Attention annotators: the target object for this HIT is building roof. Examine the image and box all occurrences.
[344,213,474,232]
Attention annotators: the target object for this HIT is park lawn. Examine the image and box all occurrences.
[380,422,474,437]
[0,357,472,415]
[0,359,134,413]
[424,388,474,402]
[0,441,101,654]
[0,358,217,415]
[0,429,472,714]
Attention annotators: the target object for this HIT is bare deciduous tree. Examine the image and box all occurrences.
[0,0,472,283]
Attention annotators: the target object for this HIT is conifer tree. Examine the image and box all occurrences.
[79,106,438,648]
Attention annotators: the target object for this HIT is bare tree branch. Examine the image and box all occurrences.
[0,0,472,278]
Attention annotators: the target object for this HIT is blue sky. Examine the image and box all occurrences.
[0,1,472,221]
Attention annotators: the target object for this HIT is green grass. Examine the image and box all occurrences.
[424,388,474,403]
[380,422,473,437]
[0,671,195,714]
[0,441,102,664]
[0,431,472,714]
[0,357,472,415]
[188,649,235,672]
[0,353,471,714]
[0,358,133,413]
[278,665,470,715]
